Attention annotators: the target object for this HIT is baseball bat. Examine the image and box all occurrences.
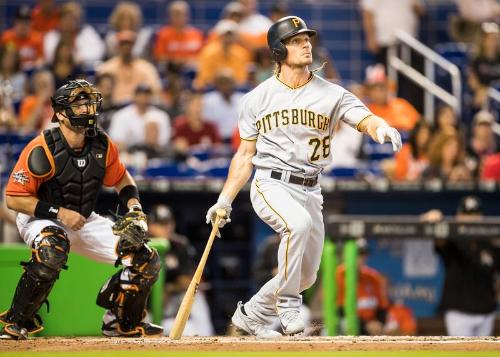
[168,208,226,340]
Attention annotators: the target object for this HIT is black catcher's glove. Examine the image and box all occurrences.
[112,207,149,261]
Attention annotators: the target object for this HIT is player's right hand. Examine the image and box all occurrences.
[205,196,232,229]
[57,207,86,231]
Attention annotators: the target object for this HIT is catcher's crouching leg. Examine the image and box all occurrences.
[0,226,69,340]
[97,245,163,337]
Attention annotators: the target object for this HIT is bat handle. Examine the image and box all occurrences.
[215,208,227,219]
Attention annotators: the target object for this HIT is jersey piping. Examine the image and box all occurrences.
[274,72,314,90]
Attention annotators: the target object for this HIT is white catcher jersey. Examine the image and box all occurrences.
[238,74,372,175]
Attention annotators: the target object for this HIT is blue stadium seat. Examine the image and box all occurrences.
[143,161,197,178]
[361,137,396,161]
[328,167,360,178]
[434,42,470,74]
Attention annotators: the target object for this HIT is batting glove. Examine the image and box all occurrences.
[206,195,232,229]
[375,125,402,152]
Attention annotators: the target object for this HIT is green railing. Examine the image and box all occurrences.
[320,238,359,336]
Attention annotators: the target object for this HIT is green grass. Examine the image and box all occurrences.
[1,352,499,357]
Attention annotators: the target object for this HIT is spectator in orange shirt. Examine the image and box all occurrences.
[1,6,44,70]
[393,119,431,181]
[384,301,417,335]
[336,238,389,335]
[153,1,204,69]
[31,0,60,35]
[194,20,252,90]
[18,69,55,133]
[365,64,420,131]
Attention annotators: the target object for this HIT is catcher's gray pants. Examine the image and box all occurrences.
[16,212,124,265]
[244,169,324,323]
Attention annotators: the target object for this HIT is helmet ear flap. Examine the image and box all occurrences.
[272,42,287,62]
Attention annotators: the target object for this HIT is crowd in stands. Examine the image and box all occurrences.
[0,0,499,182]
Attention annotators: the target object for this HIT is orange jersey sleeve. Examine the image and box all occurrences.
[5,135,54,197]
[103,136,126,187]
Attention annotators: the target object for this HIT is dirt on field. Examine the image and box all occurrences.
[0,336,499,352]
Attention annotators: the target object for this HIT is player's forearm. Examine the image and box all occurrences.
[357,114,389,141]
[220,149,254,202]
[115,171,141,209]
[5,195,39,216]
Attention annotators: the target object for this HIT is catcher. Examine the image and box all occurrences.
[0,79,163,339]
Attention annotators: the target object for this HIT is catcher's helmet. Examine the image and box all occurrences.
[51,79,102,137]
[267,16,316,62]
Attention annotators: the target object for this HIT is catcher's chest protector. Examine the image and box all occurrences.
[38,128,108,218]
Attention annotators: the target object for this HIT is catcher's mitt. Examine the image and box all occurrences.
[113,209,149,259]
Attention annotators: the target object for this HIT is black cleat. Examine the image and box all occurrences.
[102,320,163,337]
[0,324,29,340]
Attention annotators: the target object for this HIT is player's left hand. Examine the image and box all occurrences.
[375,125,402,152]
[112,207,149,253]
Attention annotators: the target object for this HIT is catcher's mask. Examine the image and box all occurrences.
[51,79,102,137]
[267,16,316,62]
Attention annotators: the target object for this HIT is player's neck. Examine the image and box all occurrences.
[59,124,86,150]
[278,66,311,89]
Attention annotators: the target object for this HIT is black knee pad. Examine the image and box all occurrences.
[29,226,70,281]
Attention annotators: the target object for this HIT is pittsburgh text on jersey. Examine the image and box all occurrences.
[255,108,331,134]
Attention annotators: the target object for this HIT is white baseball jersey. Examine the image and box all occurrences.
[238,74,371,176]
[236,73,374,331]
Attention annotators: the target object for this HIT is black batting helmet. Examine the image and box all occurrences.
[51,79,102,137]
[267,16,316,62]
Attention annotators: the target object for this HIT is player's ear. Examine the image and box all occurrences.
[55,112,67,122]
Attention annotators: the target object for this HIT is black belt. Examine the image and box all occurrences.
[270,170,318,187]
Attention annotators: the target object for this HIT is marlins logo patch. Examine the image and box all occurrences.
[12,169,29,185]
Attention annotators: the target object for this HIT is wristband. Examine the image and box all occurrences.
[118,185,140,208]
[34,201,60,220]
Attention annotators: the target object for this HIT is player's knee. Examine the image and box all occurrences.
[28,226,70,281]
[289,215,312,236]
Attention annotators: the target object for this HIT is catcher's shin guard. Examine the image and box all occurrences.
[97,246,161,336]
[1,226,69,337]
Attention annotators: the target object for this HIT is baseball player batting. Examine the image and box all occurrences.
[206,16,402,339]
[0,79,163,339]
